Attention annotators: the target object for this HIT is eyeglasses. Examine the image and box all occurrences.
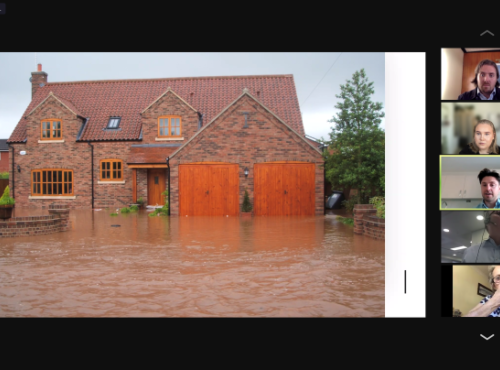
[493,276,500,283]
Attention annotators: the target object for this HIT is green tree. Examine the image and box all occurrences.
[0,186,15,205]
[242,189,252,212]
[324,68,385,204]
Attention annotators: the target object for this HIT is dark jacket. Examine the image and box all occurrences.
[459,144,500,154]
[458,87,500,100]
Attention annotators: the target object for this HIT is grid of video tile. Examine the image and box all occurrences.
[442,48,500,317]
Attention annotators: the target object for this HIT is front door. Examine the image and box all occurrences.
[147,169,166,206]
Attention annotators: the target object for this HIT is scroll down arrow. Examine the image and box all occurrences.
[481,30,494,36]
[480,334,494,340]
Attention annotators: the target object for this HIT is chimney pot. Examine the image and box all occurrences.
[37,64,42,72]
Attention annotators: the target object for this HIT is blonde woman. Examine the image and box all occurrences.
[460,119,500,154]
[465,265,500,317]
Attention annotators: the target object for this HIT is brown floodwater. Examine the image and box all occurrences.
[0,208,384,317]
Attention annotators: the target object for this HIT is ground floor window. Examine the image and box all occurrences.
[32,169,73,195]
[100,159,123,181]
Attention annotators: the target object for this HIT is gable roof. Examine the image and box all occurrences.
[141,87,198,114]
[0,139,8,151]
[28,92,83,118]
[170,89,322,160]
[8,74,304,143]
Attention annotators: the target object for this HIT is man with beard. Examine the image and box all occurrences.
[458,59,500,100]
[476,168,500,209]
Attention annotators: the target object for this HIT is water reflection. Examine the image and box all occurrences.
[0,209,384,317]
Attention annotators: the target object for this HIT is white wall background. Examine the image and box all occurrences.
[441,48,464,100]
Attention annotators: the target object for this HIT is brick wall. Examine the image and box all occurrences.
[353,204,385,240]
[136,169,148,203]
[0,203,70,238]
[141,91,199,143]
[169,94,324,215]
[93,141,136,208]
[11,96,92,208]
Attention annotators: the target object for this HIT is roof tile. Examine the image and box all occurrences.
[8,74,304,143]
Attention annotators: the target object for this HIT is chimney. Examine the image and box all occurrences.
[31,64,48,99]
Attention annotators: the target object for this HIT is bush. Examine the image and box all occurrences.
[110,213,118,216]
[149,190,169,217]
[369,196,385,218]
[336,216,354,226]
[0,186,15,206]
[341,194,361,213]
[0,172,8,179]
[129,205,139,212]
[148,206,168,217]
[120,207,130,214]
[242,189,252,212]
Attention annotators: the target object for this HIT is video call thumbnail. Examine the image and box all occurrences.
[440,156,500,210]
[441,210,500,263]
[442,48,500,101]
[441,102,500,155]
[452,265,500,317]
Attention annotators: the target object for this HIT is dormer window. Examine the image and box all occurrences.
[158,116,181,137]
[107,117,121,129]
[41,119,62,140]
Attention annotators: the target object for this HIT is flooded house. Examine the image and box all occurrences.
[7,65,324,216]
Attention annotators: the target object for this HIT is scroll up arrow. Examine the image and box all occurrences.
[480,334,494,340]
[481,30,494,36]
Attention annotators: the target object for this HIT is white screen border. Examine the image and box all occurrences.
[386,53,426,317]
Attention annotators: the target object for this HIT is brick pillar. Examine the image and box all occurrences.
[353,204,376,235]
[48,203,70,231]
[364,215,385,240]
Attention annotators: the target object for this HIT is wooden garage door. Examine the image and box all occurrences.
[179,163,239,216]
[254,163,315,216]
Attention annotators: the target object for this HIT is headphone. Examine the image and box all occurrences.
[484,212,499,228]
[476,211,498,262]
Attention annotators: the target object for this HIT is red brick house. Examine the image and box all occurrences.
[7,64,324,216]
[0,139,9,172]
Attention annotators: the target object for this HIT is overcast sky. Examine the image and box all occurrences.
[0,52,385,140]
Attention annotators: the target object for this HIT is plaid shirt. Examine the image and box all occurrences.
[480,295,500,317]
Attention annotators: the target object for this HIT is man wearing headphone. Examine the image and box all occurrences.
[462,211,500,262]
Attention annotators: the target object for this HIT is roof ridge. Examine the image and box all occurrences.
[44,74,294,85]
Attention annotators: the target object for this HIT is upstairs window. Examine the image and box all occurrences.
[158,116,181,137]
[41,119,62,140]
[32,169,73,195]
[100,159,123,181]
[107,117,121,129]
